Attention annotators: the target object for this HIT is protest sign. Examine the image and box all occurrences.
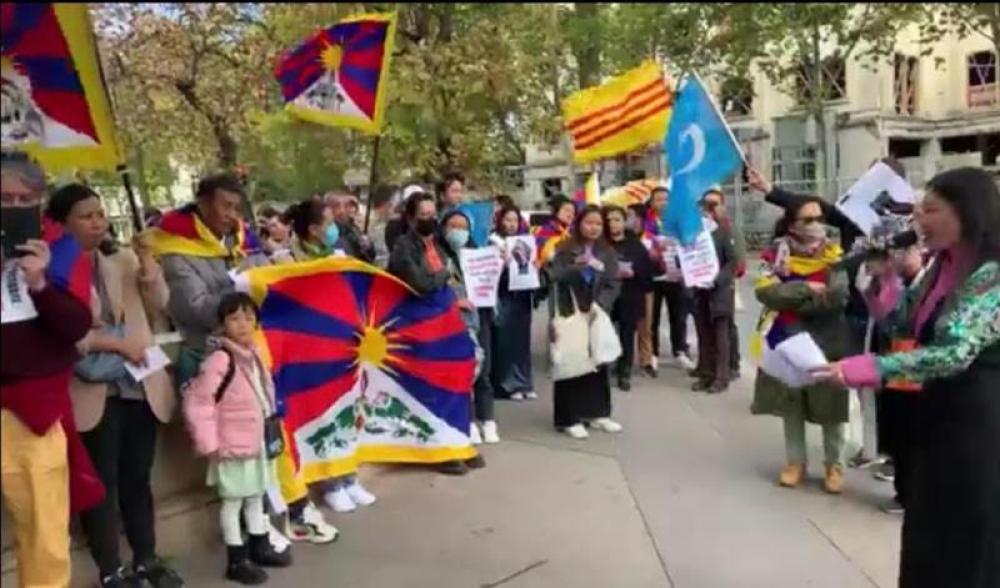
[459,246,504,307]
[506,236,540,291]
[677,228,719,288]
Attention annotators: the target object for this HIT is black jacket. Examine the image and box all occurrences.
[548,239,621,317]
[691,223,737,318]
[609,232,655,323]
[337,221,375,263]
[387,230,451,296]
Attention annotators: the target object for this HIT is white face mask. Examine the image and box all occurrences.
[792,221,827,243]
[445,228,469,251]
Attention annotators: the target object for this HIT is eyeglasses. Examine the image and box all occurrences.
[702,202,721,210]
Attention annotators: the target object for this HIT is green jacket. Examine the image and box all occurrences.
[751,268,852,425]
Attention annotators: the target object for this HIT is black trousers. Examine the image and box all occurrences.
[612,313,639,381]
[877,390,918,505]
[691,294,733,385]
[79,397,159,576]
[651,281,690,357]
[473,310,495,421]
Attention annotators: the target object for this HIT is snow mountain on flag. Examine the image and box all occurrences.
[274,14,396,134]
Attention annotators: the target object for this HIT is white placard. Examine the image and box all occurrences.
[1,267,38,324]
[459,247,504,308]
[677,229,720,288]
[836,162,916,236]
[505,236,540,291]
[125,345,172,382]
[777,332,828,372]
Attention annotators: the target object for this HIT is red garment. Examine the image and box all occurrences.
[423,237,444,272]
[1,284,105,513]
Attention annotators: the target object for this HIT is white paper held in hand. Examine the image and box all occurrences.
[125,345,172,382]
[776,332,828,372]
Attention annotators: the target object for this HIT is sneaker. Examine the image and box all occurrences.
[509,392,525,401]
[101,567,143,588]
[469,422,483,445]
[437,459,469,476]
[286,504,339,544]
[824,465,845,494]
[591,418,623,433]
[564,424,589,439]
[675,352,696,371]
[779,463,805,488]
[481,420,500,444]
[848,451,886,470]
[134,558,185,588]
[706,381,729,394]
[345,481,377,507]
[691,379,713,392]
[617,377,631,391]
[879,498,904,515]
[873,463,895,483]
[524,391,538,400]
[266,520,292,554]
[248,533,292,568]
[325,488,357,513]
[642,365,658,379]
[465,453,486,469]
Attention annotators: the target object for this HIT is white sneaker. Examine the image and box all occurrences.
[510,392,525,401]
[675,352,696,371]
[325,488,357,513]
[287,502,339,544]
[524,391,538,400]
[565,424,589,439]
[592,418,623,433]
[345,481,376,507]
[481,420,500,444]
[267,519,292,553]
[469,423,483,445]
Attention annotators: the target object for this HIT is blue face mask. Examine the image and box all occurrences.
[445,228,470,251]
[322,223,340,249]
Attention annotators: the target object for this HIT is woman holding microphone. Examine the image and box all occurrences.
[812,167,999,588]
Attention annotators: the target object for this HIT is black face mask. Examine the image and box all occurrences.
[1,206,42,260]
[415,218,437,237]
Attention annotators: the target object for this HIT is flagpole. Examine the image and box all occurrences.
[117,164,144,233]
[363,134,381,233]
[690,71,749,167]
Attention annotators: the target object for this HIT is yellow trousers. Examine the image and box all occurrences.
[0,409,71,588]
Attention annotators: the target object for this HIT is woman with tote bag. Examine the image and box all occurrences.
[547,205,624,439]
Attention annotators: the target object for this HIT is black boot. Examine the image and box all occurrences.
[617,376,631,391]
[248,533,292,568]
[225,545,267,585]
[437,460,469,476]
[691,379,713,392]
[465,453,486,469]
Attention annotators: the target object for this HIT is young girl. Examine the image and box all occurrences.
[184,293,292,584]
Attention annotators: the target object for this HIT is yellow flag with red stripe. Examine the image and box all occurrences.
[562,61,673,164]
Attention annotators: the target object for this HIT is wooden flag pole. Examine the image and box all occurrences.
[117,164,144,233]
[363,134,382,233]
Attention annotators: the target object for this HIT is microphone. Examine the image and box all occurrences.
[835,230,918,270]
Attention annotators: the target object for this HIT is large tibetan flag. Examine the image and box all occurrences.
[1,3,121,171]
[233,258,476,498]
[148,204,262,260]
[562,60,673,164]
[274,13,396,134]
[663,75,743,246]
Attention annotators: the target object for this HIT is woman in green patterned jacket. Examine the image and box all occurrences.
[813,167,1000,588]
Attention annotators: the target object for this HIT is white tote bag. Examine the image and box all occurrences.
[589,305,622,365]
[550,288,597,381]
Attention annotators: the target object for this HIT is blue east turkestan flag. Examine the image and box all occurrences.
[663,75,743,246]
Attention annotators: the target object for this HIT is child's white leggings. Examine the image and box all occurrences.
[220,495,266,546]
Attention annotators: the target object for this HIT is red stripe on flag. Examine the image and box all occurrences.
[386,355,475,394]
[571,88,671,144]
[566,79,666,131]
[573,95,672,151]
[390,311,468,344]
[282,372,356,434]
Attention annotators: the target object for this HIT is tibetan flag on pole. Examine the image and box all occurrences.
[274,13,396,135]
[663,74,744,246]
[562,61,673,164]
[1,3,121,171]
[232,258,477,498]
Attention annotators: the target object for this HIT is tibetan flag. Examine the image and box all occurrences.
[274,13,396,134]
[233,258,476,497]
[533,219,569,263]
[1,3,121,171]
[663,75,743,246]
[42,216,91,307]
[148,205,261,260]
[562,61,673,164]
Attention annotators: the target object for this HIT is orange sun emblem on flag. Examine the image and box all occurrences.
[320,42,343,72]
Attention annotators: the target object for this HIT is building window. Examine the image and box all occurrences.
[795,54,846,104]
[894,54,918,115]
[720,76,754,117]
[968,50,998,109]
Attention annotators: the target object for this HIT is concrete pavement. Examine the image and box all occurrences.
[8,281,903,588]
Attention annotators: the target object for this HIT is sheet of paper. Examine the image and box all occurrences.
[506,236,540,291]
[459,247,504,308]
[125,345,172,383]
[1,268,38,324]
[835,162,916,236]
[760,344,813,388]
[776,332,828,372]
[677,228,719,288]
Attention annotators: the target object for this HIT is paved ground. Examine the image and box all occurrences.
[6,281,903,588]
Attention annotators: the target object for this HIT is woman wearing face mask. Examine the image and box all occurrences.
[389,193,486,475]
[490,205,537,401]
[440,210,499,446]
[603,205,655,392]
[548,205,623,439]
[812,168,1000,588]
[751,197,852,495]
[288,199,342,262]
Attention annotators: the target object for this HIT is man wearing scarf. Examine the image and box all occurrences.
[148,173,269,388]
